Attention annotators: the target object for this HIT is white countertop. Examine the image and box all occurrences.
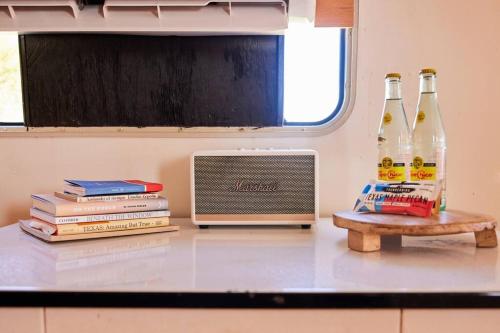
[0,218,499,293]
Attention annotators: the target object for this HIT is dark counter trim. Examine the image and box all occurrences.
[2,291,500,308]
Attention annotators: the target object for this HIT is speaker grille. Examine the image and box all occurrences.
[194,155,315,214]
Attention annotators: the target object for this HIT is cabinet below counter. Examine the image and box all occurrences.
[3,308,500,333]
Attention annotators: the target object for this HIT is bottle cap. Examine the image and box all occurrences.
[385,73,401,79]
[419,68,437,75]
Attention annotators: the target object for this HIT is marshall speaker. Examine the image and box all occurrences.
[191,149,319,227]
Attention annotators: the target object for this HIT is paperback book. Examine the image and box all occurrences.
[55,192,160,203]
[30,207,170,225]
[64,180,163,196]
[32,194,168,216]
[25,217,170,236]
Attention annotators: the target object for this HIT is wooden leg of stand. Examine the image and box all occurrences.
[475,229,498,248]
[348,230,381,252]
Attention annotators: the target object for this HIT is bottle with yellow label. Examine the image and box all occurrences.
[411,68,446,210]
[378,73,411,182]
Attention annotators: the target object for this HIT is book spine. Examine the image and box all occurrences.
[56,210,169,224]
[79,193,159,203]
[56,198,168,216]
[30,208,169,224]
[55,217,169,235]
[79,194,130,202]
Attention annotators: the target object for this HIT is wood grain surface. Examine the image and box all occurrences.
[333,210,497,236]
[315,0,354,27]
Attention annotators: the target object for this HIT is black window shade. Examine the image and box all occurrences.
[20,34,284,127]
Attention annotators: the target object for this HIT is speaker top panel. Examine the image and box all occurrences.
[192,149,318,157]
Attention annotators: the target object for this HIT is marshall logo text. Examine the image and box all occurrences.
[231,180,278,193]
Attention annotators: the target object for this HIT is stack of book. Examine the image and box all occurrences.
[23,180,170,237]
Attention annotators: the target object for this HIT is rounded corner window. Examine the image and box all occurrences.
[1,27,353,135]
[283,27,347,127]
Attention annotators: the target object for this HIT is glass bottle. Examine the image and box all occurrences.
[411,68,447,210]
[378,73,412,182]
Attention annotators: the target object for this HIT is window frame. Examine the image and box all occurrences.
[0,28,356,137]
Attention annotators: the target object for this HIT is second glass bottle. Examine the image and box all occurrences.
[377,73,412,182]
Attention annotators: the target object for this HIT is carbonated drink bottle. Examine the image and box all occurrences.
[378,73,412,182]
[411,68,447,210]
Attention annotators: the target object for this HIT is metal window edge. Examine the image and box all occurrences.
[0,5,358,139]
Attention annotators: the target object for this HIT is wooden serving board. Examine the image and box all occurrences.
[333,210,497,252]
[19,220,179,243]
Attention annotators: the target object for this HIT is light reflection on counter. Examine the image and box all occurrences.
[193,230,315,290]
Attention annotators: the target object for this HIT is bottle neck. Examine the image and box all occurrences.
[419,74,436,93]
[385,79,401,100]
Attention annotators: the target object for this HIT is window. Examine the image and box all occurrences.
[284,24,345,125]
[0,32,23,125]
[0,28,348,130]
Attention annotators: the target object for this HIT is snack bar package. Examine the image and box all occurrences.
[353,181,440,218]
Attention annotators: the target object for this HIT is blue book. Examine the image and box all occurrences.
[64,180,163,197]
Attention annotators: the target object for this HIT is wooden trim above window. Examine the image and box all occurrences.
[315,0,354,27]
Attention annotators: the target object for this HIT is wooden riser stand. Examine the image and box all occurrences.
[334,210,498,252]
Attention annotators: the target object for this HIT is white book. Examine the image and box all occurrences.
[55,191,160,203]
[30,207,170,225]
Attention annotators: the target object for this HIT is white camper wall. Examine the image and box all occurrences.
[0,0,499,226]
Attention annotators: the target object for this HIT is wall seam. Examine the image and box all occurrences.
[43,307,47,333]
[399,308,404,333]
